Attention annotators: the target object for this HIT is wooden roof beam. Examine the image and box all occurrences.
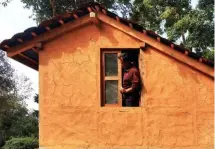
[17,38,23,43]
[31,47,39,53]
[73,14,79,19]
[58,20,64,24]
[6,15,92,58]
[4,45,10,49]
[12,55,38,71]
[95,5,100,11]
[7,43,37,57]
[19,53,38,64]
[31,32,37,37]
[140,42,146,50]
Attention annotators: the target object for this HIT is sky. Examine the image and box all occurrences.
[0,0,199,110]
[0,0,37,110]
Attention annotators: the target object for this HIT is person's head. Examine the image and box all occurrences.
[118,53,131,69]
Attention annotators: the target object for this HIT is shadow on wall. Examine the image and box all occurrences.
[40,22,119,66]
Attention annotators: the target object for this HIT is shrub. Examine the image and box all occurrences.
[2,137,38,149]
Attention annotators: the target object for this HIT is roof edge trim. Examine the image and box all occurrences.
[96,13,214,78]
[6,15,94,59]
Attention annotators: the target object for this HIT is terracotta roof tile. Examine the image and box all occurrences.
[0,2,213,68]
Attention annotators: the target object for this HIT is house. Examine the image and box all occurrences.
[0,2,214,149]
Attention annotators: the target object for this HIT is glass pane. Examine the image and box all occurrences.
[105,53,118,76]
[105,80,118,104]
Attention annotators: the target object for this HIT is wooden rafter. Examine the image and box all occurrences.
[4,12,214,76]
[73,14,79,19]
[139,42,146,50]
[12,54,38,70]
[157,37,161,42]
[7,43,37,57]
[19,53,38,64]
[6,15,92,58]
[17,38,23,43]
[31,47,39,53]
[58,20,64,24]
[31,32,37,37]
[171,43,174,49]
[4,45,10,49]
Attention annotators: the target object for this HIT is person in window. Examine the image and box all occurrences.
[118,53,141,107]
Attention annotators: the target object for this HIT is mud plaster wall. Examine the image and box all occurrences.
[39,22,214,149]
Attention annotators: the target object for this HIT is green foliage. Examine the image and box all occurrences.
[32,94,39,118]
[2,137,38,149]
[131,0,164,34]
[132,0,191,40]
[0,51,15,95]
[0,51,33,112]
[0,50,38,145]
[202,48,214,61]
[0,106,38,140]
[3,0,213,60]
[0,51,16,124]
[20,0,132,23]
[132,0,214,60]
[33,94,38,104]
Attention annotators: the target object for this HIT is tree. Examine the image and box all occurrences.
[131,0,214,60]
[20,0,132,23]
[132,0,192,41]
[32,94,39,118]
[2,137,38,149]
[0,50,33,114]
[0,104,38,140]
[185,0,214,57]
[0,50,38,146]
[0,51,16,121]
[13,74,33,101]
[0,50,15,147]
[0,0,12,7]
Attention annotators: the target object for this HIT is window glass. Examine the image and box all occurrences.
[105,53,118,76]
[105,80,118,104]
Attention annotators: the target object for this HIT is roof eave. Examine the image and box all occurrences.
[1,9,214,78]
[96,12,214,78]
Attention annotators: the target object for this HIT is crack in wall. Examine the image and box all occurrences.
[39,23,214,149]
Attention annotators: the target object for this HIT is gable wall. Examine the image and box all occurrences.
[39,22,214,149]
[139,46,214,147]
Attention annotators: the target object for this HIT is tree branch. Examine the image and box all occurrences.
[50,0,56,17]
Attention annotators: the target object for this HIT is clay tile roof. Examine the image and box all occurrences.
[0,2,214,68]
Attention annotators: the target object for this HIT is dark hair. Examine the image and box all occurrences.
[118,53,130,62]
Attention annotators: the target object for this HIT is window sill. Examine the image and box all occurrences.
[99,106,142,112]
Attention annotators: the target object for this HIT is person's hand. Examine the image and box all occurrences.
[120,87,126,93]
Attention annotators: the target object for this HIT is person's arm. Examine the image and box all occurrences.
[125,83,138,93]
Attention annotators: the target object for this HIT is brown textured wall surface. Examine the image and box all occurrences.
[139,47,214,149]
[39,22,214,149]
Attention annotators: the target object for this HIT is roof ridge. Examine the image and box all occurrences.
[0,2,214,68]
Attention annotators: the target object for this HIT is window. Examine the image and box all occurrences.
[101,51,122,106]
[101,49,140,107]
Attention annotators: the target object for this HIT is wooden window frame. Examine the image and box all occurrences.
[101,48,140,107]
[101,50,122,107]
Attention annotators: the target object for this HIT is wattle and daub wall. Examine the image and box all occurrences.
[39,21,214,149]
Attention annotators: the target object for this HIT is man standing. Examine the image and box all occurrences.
[118,53,141,107]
